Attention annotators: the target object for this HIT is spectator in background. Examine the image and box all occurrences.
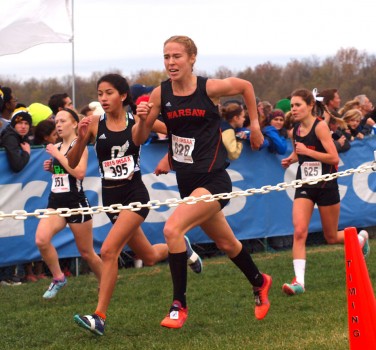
[257,100,273,128]
[220,102,247,160]
[130,83,154,103]
[0,86,17,122]
[342,108,372,141]
[48,93,75,117]
[33,119,58,145]
[0,106,32,286]
[262,109,288,155]
[318,89,350,153]
[275,98,291,114]
[0,107,31,172]
[354,94,374,126]
[0,87,7,133]
[319,88,341,120]
[338,99,361,117]
[28,103,53,127]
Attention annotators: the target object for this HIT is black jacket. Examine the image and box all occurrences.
[0,125,30,172]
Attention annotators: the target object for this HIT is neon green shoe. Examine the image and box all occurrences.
[282,277,305,296]
[359,230,370,259]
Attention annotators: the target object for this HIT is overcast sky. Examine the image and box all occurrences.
[1,0,375,81]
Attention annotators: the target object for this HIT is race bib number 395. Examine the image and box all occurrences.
[172,134,195,164]
[102,156,135,180]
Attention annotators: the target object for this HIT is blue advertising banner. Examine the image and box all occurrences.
[0,137,375,266]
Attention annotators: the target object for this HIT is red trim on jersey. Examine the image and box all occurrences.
[208,129,222,172]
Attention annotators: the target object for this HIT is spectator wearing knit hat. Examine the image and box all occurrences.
[262,109,287,155]
[0,107,32,172]
[275,98,291,114]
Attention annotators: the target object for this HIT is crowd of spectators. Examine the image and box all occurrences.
[0,83,375,284]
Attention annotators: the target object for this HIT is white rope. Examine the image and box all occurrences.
[1,163,375,221]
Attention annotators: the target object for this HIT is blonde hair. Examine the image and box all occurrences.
[343,108,362,122]
[338,99,360,116]
[164,36,197,56]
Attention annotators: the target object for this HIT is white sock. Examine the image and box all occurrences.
[358,234,365,248]
[293,259,306,286]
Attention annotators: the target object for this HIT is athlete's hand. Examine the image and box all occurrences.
[250,128,264,150]
[281,157,293,168]
[295,141,309,155]
[77,116,92,139]
[43,158,53,172]
[154,153,170,175]
[136,102,154,122]
[45,143,59,158]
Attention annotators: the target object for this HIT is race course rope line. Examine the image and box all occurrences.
[1,163,375,221]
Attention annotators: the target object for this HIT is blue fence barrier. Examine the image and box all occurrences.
[0,137,376,266]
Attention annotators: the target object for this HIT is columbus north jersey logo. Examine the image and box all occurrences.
[167,108,206,119]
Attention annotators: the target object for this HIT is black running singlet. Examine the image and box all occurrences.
[49,140,85,199]
[160,76,229,174]
[293,118,338,189]
[94,112,142,186]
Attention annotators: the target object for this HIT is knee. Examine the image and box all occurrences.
[100,246,117,262]
[35,234,49,250]
[163,222,180,243]
[79,249,91,261]
[294,227,308,242]
[142,256,157,267]
[215,239,238,255]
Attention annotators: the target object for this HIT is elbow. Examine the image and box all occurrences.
[75,171,86,181]
[227,151,240,160]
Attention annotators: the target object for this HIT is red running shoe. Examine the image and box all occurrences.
[253,273,272,320]
[160,300,188,329]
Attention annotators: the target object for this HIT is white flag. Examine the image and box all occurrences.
[0,0,72,56]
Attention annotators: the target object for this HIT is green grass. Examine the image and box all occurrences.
[1,241,375,350]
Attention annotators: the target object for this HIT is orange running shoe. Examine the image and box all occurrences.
[160,300,188,329]
[253,273,272,320]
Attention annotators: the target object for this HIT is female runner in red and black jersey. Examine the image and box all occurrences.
[281,88,369,296]
[133,35,272,329]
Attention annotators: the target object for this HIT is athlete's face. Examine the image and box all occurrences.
[163,42,196,80]
[97,82,126,114]
[55,110,77,139]
[290,96,313,122]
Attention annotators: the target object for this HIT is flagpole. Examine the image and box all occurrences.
[71,0,76,107]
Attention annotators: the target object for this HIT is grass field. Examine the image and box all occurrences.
[1,240,375,350]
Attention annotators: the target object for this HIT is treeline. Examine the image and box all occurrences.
[1,47,376,111]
